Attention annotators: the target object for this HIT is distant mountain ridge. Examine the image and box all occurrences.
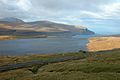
[0,17,24,23]
[0,17,95,36]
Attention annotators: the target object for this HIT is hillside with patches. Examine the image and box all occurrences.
[0,18,94,36]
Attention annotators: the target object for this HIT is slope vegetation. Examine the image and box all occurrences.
[0,49,120,80]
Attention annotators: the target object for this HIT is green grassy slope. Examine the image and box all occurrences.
[0,49,120,80]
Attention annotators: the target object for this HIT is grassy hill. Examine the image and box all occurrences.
[0,17,94,37]
[0,49,120,80]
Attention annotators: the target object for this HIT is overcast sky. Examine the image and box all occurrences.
[0,0,120,34]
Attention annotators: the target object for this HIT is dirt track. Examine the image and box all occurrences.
[0,56,83,73]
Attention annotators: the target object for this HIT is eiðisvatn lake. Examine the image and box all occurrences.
[0,35,94,56]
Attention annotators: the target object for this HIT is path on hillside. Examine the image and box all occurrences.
[0,56,84,73]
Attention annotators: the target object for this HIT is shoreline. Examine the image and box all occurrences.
[0,36,16,40]
[0,35,48,40]
[87,37,120,51]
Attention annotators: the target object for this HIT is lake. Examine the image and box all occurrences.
[0,35,96,56]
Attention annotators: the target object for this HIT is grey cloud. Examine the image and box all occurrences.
[0,0,117,20]
[0,0,120,34]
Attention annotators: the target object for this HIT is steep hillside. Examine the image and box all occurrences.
[0,18,94,36]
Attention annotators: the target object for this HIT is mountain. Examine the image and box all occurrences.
[0,17,24,23]
[0,18,94,36]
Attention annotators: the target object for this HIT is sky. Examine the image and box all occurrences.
[0,0,120,34]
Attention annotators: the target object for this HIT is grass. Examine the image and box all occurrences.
[0,35,47,41]
[87,37,120,51]
[0,49,120,80]
[0,36,16,40]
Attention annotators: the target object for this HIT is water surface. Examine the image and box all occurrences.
[0,36,90,56]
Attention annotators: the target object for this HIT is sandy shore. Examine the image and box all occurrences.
[87,37,120,51]
[0,36,16,40]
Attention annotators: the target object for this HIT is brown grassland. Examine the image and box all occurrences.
[87,37,120,51]
[0,36,16,40]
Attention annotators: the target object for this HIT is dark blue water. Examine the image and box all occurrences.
[0,36,91,56]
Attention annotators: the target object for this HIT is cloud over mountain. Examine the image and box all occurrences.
[0,0,120,34]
